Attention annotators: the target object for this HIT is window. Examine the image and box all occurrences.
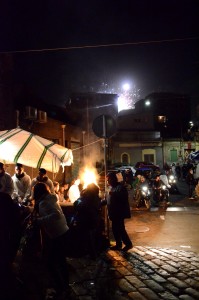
[144,154,154,163]
[170,149,177,162]
[121,153,129,164]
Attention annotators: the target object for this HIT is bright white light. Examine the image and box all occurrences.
[145,100,151,106]
[122,83,130,91]
[97,80,140,112]
[118,95,131,112]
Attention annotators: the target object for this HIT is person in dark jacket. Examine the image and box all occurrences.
[186,168,196,199]
[0,192,21,299]
[104,172,133,252]
[72,183,102,258]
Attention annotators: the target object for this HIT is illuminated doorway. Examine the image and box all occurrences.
[121,153,130,164]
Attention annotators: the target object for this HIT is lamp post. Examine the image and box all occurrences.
[82,130,86,158]
[61,124,66,147]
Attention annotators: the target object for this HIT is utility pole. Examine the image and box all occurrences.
[61,124,66,147]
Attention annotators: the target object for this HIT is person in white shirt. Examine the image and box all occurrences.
[31,168,54,195]
[0,162,14,197]
[68,178,81,203]
[12,163,31,204]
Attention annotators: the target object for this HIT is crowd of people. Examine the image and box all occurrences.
[121,161,199,207]
[0,162,133,300]
[1,159,198,299]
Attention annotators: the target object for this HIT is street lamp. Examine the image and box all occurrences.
[145,100,151,106]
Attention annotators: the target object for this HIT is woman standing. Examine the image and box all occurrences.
[33,182,70,298]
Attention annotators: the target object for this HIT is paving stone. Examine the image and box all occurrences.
[168,277,189,289]
[115,278,137,293]
[194,276,199,281]
[176,272,188,280]
[143,279,165,292]
[179,251,195,258]
[138,287,160,299]
[185,278,199,288]
[144,260,160,269]
[191,257,199,262]
[166,260,181,268]
[167,256,183,262]
[138,264,156,275]
[135,246,148,253]
[161,264,178,273]
[129,268,150,280]
[178,256,193,262]
[156,269,170,277]
[151,258,165,266]
[190,261,199,268]
[180,261,194,268]
[145,250,159,257]
[128,291,147,299]
[179,295,195,300]
[125,264,135,273]
[133,248,146,257]
[185,287,199,298]
[193,270,199,276]
[159,291,179,299]
[125,275,146,288]
[117,266,133,276]
[150,273,167,283]
[164,283,180,295]
[150,249,177,261]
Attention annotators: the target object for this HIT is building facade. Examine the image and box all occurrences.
[109,92,198,168]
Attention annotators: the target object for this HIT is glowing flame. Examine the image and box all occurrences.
[80,167,98,189]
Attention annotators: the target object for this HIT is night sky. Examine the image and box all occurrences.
[0,0,198,106]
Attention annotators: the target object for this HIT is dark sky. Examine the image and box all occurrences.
[0,0,199,106]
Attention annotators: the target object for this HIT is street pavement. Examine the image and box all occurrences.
[9,180,199,300]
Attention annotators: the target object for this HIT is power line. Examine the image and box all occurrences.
[0,36,198,55]
[72,139,103,151]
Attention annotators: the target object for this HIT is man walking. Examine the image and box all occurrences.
[105,172,133,252]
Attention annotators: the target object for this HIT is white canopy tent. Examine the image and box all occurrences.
[0,128,73,173]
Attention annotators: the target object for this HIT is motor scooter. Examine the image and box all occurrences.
[153,184,170,208]
[134,184,151,209]
[168,174,179,194]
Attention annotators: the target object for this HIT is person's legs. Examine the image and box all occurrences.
[43,234,70,294]
[111,218,132,251]
[119,219,132,249]
[111,220,122,249]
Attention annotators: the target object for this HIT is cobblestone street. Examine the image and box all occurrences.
[16,241,199,300]
[64,246,199,300]
[8,180,199,299]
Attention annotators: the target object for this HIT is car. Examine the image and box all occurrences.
[114,165,136,175]
[135,161,160,171]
